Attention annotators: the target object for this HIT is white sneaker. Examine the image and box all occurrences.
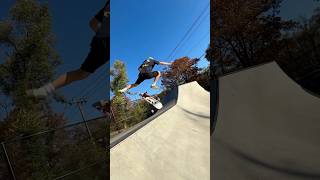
[26,83,55,98]
[118,88,128,93]
[26,88,48,98]
[151,84,160,89]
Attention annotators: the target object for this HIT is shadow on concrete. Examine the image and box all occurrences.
[178,106,210,119]
[214,138,320,179]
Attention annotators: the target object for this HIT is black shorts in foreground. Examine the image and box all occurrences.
[81,37,109,73]
[134,71,160,85]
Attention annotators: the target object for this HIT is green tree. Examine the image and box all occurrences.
[110,60,150,133]
[110,60,129,94]
[0,1,107,179]
[0,1,62,178]
[110,60,130,129]
[128,100,150,126]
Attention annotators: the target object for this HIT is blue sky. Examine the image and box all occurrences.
[110,0,210,100]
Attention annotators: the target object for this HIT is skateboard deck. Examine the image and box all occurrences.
[141,95,163,109]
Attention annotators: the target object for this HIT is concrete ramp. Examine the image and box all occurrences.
[212,62,320,180]
[111,81,210,180]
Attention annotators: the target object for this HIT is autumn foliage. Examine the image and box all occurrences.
[209,0,296,72]
[208,0,320,94]
[161,57,200,89]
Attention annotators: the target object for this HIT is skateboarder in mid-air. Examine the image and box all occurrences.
[27,2,109,98]
[118,57,172,93]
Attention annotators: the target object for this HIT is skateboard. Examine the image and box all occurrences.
[139,92,163,110]
[125,91,163,109]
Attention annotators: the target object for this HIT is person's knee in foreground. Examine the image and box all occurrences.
[27,2,110,98]
[118,57,172,93]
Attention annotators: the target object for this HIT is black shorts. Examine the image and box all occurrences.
[134,71,160,85]
[81,37,109,73]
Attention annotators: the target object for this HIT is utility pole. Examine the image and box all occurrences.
[71,98,93,140]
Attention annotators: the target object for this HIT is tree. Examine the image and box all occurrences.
[127,100,149,127]
[277,7,320,94]
[162,57,200,89]
[196,66,210,91]
[0,1,107,179]
[208,0,296,75]
[0,3,61,176]
[109,60,150,133]
[110,60,130,129]
[110,60,129,94]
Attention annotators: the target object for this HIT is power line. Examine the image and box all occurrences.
[186,31,210,56]
[88,80,108,101]
[172,11,210,60]
[78,68,105,97]
[81,71,107,98]
[199,52,206,59]
[60,67,107,118]
[166,3,209,60]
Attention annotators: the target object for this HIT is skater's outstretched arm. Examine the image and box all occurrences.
[159,61,172,66]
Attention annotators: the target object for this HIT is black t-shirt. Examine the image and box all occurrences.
[138,59,160,73]
[94,4,109,38]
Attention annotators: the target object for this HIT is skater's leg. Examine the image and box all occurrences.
[27,69,90,97]
[119,84,138,93]
[52,69,90,89]
[119,73,145,93]
[151,71,161,89]
[126,84,138,90]
[26,34,108,98]
[152,71,161,85]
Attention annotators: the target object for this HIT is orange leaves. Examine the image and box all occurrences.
[162,57,199,89]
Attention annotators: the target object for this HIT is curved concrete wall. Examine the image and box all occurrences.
[111,82,210,180]
[212,62,320,180]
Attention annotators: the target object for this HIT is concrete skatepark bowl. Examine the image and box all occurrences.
[212,62,320,180]
[110,82,210,180]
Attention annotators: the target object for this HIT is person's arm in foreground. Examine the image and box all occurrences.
[159,61,173,66]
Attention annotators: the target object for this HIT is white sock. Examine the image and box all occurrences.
[44,83,55,93]
[119,87,128,92]
[33,83,55,97]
